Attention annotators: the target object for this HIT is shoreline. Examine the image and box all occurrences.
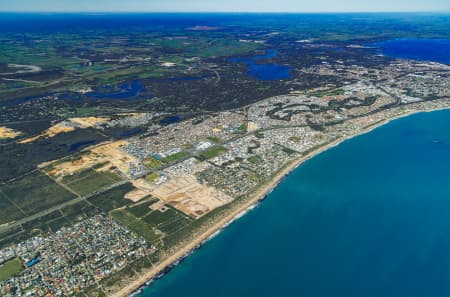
[110,106,449,297]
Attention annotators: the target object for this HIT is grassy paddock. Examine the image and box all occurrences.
[161,151,189,163]
[87,183,134,213]
[0,172,76,224]
[144,157,163,169]
[199,146,228,160]
[61,168,123,196]
[111,209,161,243]
[0,258,23,281]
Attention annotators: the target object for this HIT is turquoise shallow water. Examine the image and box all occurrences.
[142,109,450,297]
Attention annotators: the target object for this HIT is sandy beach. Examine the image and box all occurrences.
[110,105,450,297]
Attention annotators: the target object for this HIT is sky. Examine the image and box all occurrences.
[0,0,449,13]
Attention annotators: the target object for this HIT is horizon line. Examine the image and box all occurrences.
[0,10,449,14]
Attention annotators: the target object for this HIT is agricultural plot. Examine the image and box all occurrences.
[0,200,97,249]
[87,183,134,213]
[127,200,159,218]
[0,183,138,250]
[0,172,76,225]
[112,203,193,244]
[111,209,161,243]
[142,206,193,235]
[0,196,22,226]
[60,168,123,196]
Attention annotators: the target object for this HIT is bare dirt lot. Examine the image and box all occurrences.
[42,140,141,178]
[18,123,75,143]
[150,175,231,218]
[69,116,110,128]
[0,126,21,139]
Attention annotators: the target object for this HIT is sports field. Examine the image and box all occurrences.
[0,258,23,281]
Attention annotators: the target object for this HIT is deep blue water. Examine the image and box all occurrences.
[0,93,54,107]
[4,80,148,107]
[0,80,147,107]
[115,127,145,138]
[143,109,450,297]
[159,115,181,125]
[374,39,450,65]
[87,79,145,99]
[68,140,96,152]
[3,13,445,34]
[229,50,293,80]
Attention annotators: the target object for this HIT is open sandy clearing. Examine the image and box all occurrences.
[41,140,141,178]
[0,126,22,139]
[149,175,231,218]
[18,123,75,144]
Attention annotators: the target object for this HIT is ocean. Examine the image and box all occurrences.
[373,39,450,65]
[138,37,450,296]
[142,109,450,297]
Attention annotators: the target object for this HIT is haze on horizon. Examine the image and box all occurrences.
[0,0,449,13]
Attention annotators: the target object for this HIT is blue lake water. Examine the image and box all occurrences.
[68,140,96,152]
[229,50,293,80]
[87,79,145,99]
[115,127,146,138]
[0,80,147,107]
[159,115,182,125]
[374,39,450,65]
[143,109,450,297]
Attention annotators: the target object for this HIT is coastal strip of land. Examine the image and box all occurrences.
[110,104,450,297]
